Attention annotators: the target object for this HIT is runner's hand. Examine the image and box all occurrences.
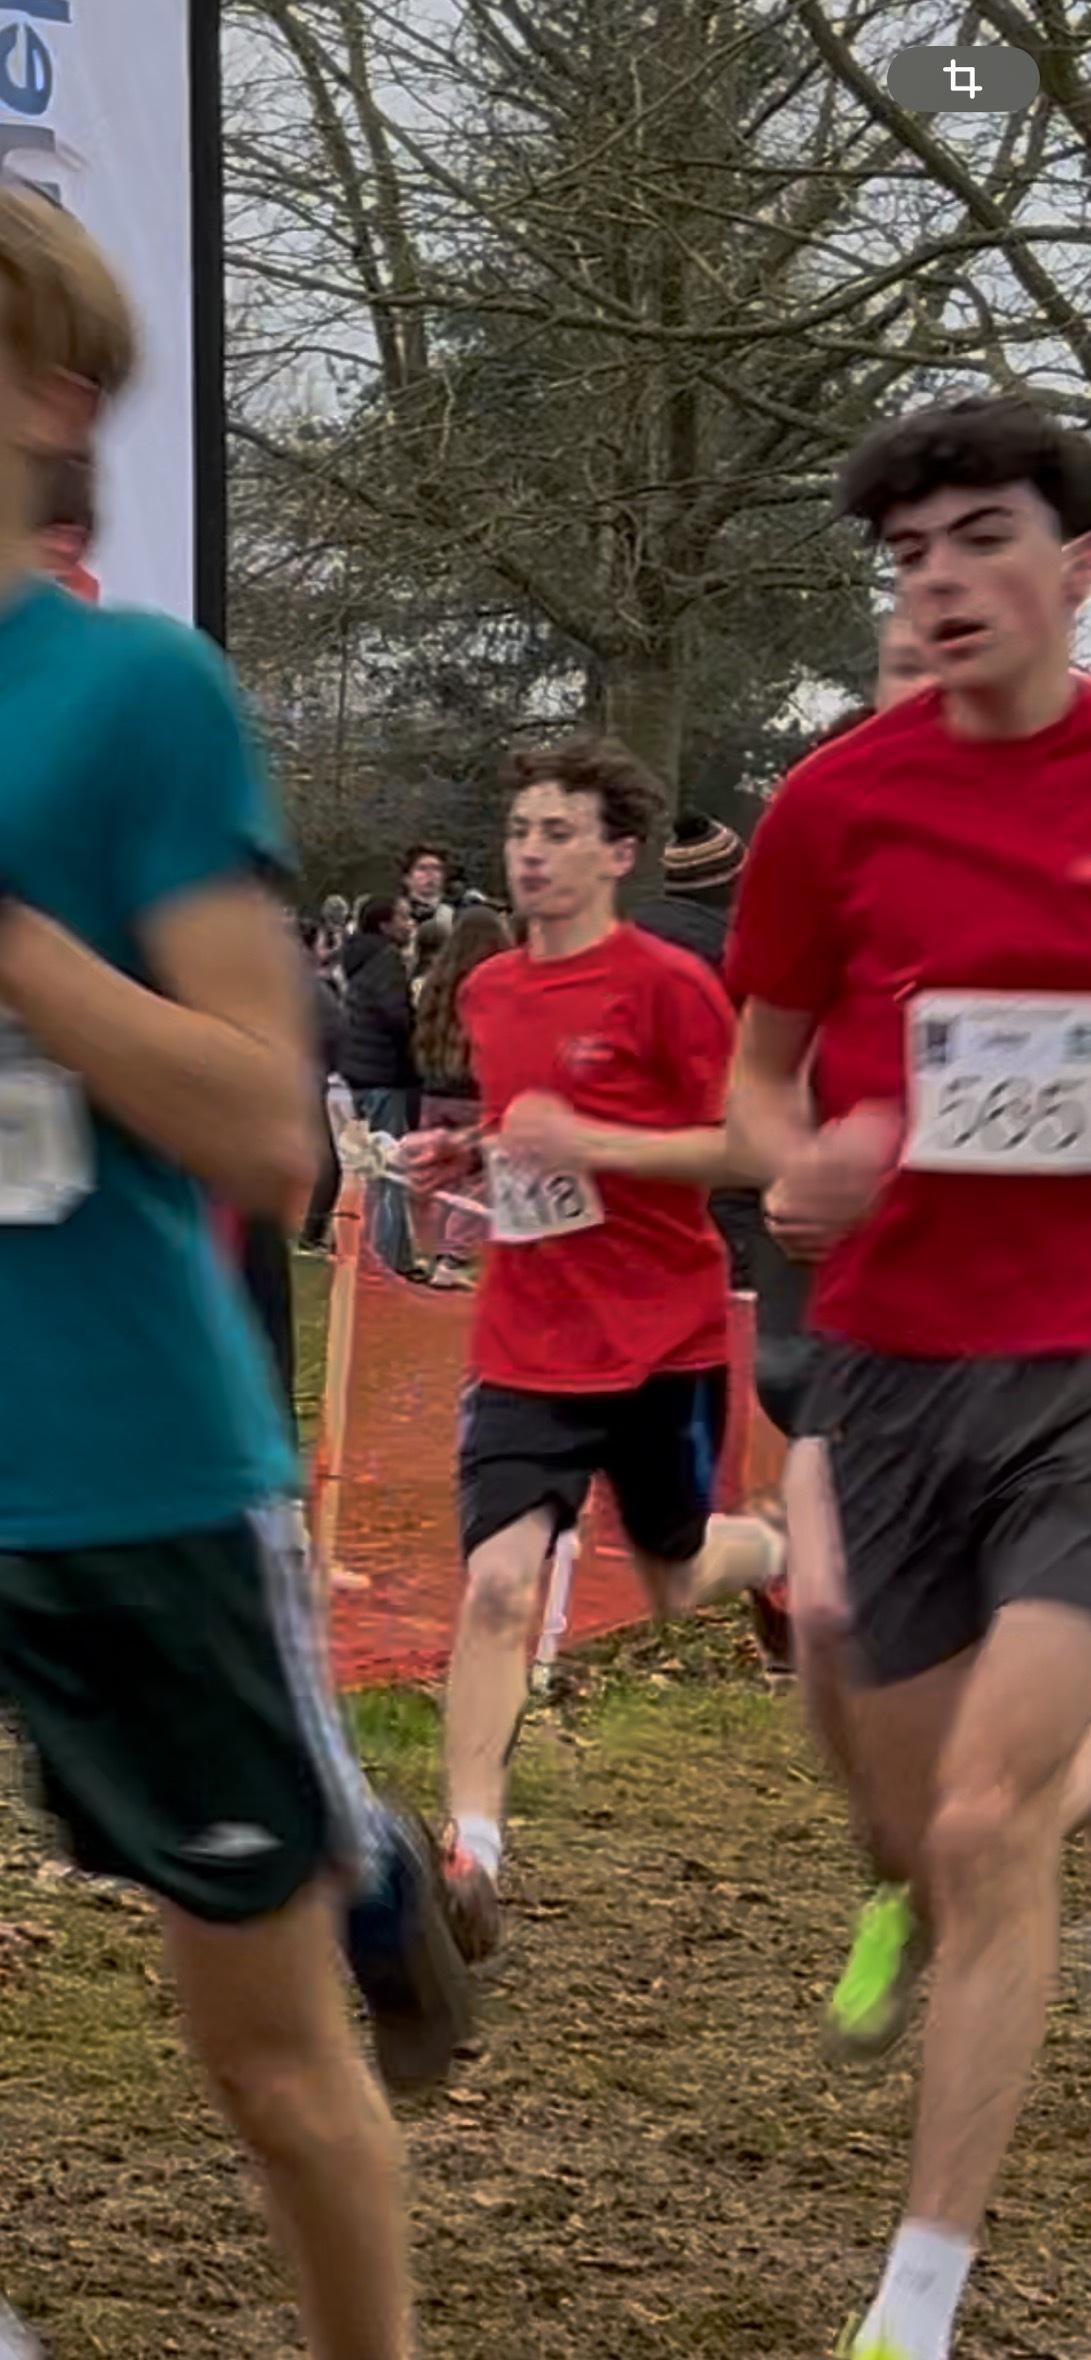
[764,1102,901,1257]
[395,1127,474,1196]
[762,1207,834,1263]
[501,1092,592,1170]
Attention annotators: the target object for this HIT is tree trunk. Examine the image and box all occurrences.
[603,641,686,897]
[603,642,686,810]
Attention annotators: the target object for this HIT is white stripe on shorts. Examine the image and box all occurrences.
[248,1499,390,1891]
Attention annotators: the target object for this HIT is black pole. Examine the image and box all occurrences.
[189,0,227,645]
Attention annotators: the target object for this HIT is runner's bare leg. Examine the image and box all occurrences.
[163,1881,412,2360]
[445,1506,554,1827]
[908,1601,1091,2233]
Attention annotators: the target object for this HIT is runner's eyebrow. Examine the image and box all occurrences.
[887,502,1016,550]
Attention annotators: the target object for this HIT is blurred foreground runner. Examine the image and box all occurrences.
[728,394,1091,2360]
[0,186,468,2360]
[402,733,785,1962]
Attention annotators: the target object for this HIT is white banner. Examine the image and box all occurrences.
[0,0,195,621]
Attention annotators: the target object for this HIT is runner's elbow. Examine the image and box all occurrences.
[228,1107,320,1222]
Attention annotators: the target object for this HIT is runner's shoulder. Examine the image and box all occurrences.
[615,924,731,1026]
[459,945,525,1019]
[780,689,938,813]
[56,594,242,725]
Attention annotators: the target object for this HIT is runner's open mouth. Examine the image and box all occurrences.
[932,619,987,647]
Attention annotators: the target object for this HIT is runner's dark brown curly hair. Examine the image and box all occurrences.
[838,395,1091,541]
[500,733,667,846]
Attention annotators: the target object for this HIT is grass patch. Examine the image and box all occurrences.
[347,1684,443,1805]
[291,1250,331,1445]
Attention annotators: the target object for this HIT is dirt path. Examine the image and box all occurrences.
[2,1617,1090,2357]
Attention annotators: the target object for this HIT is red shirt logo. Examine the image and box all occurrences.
[562,1034,616,1076]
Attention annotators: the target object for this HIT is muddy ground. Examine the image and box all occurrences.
[2,1606,1091,2359]
[3,1265,1089,2357]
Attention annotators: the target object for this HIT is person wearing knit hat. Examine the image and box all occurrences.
[663,811,747,899]
[633,808,747,977]
[634,808,761,1294]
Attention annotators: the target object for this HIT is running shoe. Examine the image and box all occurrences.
[826,1883,923,2061]
[441,1824,502,1964]
[430,1256,475,1291]
[343,1807,474,2093]
[740,1490,794,1676]
[835,2328,910,2360]
[747,1567,793,1676]
[0,2302,41,2358]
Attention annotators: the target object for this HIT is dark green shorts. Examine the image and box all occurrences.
[0,1502,374,1923]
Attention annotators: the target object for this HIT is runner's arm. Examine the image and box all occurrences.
[534,1110,751,1187]
[726,1001,817,1185]
[0,884,318,1219]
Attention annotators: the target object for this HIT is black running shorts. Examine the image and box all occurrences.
[459,1368,728,1564]
[0,1503,370,1922]
[805,1345,1091,1685]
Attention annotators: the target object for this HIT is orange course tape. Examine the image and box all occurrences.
[310,1180,785,1688]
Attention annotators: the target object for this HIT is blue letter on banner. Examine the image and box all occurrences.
[0,27,53,116]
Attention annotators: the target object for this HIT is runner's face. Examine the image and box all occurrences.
[875,615,934,711]
[0,314,38,489]
[505,784,634,921]
[0,300,94,473]
[884,482,1075,696]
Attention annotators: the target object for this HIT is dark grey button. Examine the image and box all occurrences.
[887,45,1040,113]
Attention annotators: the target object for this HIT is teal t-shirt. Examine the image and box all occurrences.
[0,580,297,1548]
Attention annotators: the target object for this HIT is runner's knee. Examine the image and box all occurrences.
[924,1777,1037,1915]
[197,2010,397,2168]
[465,1540,541,1636]
[793,1602,849,1661]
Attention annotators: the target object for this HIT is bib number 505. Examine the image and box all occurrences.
[904,991,1091,1176]
[931,1075,1086,1159]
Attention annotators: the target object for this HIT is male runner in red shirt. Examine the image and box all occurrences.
[727,393,1091,2360]
[404,735,783,1958]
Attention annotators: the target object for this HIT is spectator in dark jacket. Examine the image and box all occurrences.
[633,810,747,969]
[342,897,418,1273]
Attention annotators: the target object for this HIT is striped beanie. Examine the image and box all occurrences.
[663,811,747,896]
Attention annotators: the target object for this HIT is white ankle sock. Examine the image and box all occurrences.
[455,1813,501,1882]
[856,2221,973,2360]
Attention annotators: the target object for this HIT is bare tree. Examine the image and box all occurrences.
[225,0,1091,796]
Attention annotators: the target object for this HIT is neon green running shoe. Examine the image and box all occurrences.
[826,1883,923,2062]
[834,2321,911,2360]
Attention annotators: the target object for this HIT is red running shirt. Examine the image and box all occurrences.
[462,925,733,1392]
[728,684,1091,1358]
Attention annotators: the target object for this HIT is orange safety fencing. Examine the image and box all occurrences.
[312,1174,786,1690]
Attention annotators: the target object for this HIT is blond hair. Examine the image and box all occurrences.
[0,183,136,397]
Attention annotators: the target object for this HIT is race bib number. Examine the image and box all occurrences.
[904,991,1091,1175]
[484,1144,604,1244]
[0,1026,94,1224]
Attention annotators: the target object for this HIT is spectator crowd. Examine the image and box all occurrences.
[297,844,510,1281]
